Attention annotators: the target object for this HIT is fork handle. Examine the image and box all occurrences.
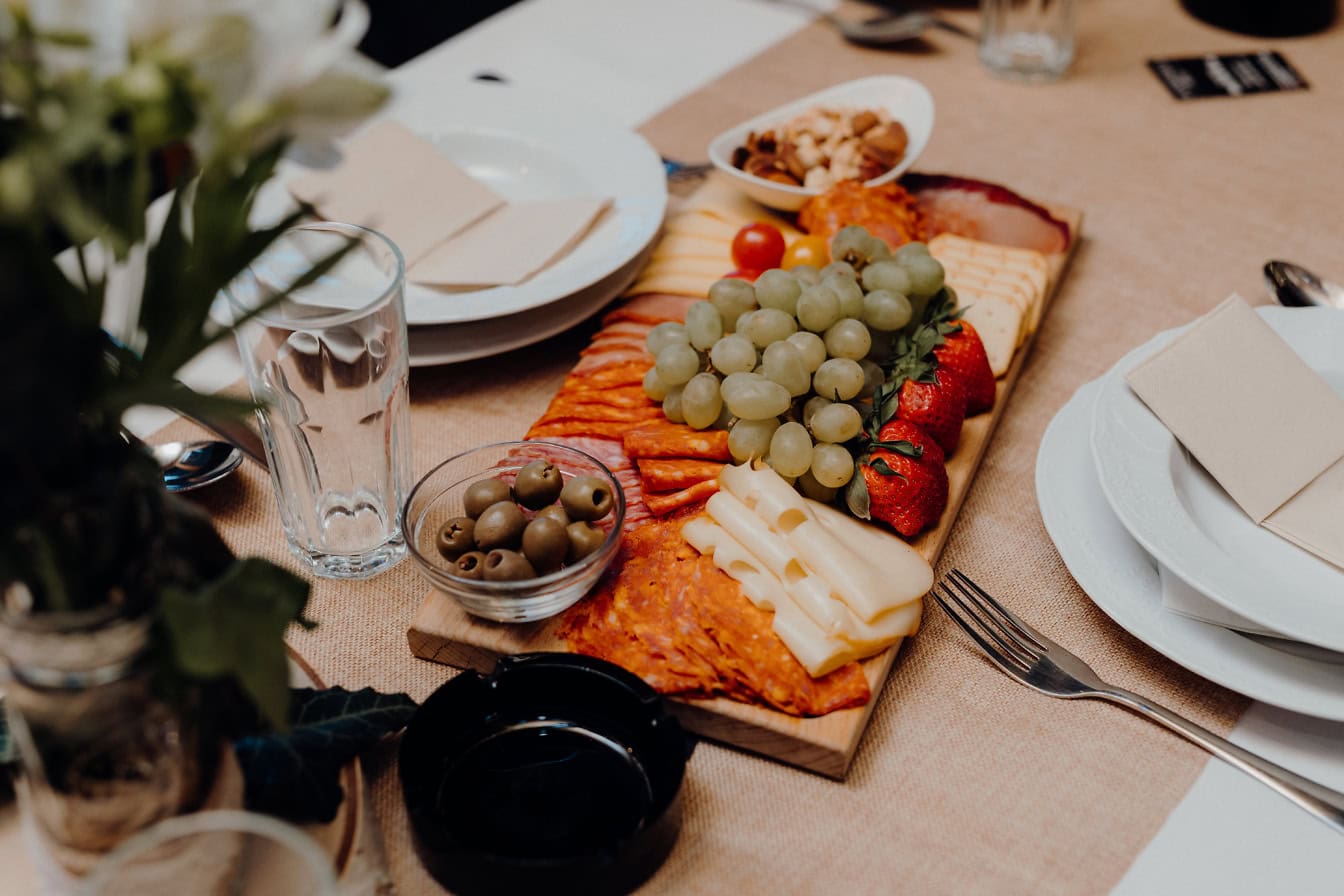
[1100,687,1344,835]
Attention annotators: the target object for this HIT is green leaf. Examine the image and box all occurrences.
[844,470,871,520]
[233,687,417,823]
[0,709,14,765]
[870,439,922,459]
[868,456,909,481]
[160,558,310,730]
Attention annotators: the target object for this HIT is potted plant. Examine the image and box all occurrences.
[0,1,387,882]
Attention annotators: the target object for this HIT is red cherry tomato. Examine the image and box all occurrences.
[724,268,763,282]
[781,234,829,270]
[731,222,786,272]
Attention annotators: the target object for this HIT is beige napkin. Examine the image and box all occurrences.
[288,120,504,265]
[409,197,611,287]
[1126,295,1344,570]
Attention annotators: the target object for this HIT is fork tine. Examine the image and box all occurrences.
[931,587,1031,675]
[948,568,1051,652]
[936,583,1040,668]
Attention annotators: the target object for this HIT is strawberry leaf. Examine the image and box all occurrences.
[868,457,910,480]
[844,470,871,519]
[870,439,923,458]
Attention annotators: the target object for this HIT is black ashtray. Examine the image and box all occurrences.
[400,653,695,896]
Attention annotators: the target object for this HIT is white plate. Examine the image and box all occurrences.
[251,82,667,327]
[1090,307,1344,653]
[1037,380,1344,720]
[707,75,934,212]
[406,240,651,366]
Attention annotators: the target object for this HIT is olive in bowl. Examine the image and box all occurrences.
[403,441,625,624]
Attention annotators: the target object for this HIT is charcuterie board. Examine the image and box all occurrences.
[408,188,1082,778]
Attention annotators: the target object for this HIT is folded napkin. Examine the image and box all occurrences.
[1158,564,1279,637]
[1126,295,1344,571]
[288,120,610,288]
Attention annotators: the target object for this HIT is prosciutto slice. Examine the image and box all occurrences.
[903,173,1071,254]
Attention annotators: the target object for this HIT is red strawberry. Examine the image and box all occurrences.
[846,419,949,537]
[934,320,996,414]
[896,369,967,455]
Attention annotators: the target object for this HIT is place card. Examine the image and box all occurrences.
[410,197,611,288]
[288,120,504,265]
[1126,295,1344,570]
[1148,52,1308,101]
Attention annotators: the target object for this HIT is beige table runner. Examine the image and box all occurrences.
[156,1,1344,891]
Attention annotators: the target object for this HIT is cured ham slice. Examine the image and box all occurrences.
[904,173,1070,254]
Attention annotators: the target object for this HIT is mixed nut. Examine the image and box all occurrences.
[436,460,615,583]
[731,105,909,192]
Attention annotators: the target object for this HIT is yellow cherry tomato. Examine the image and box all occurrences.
[781,234,829,270]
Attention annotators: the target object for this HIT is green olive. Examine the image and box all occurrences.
[463,479,512,519]
[483,549,537,582]
[521,516,568,573]
[513,460,564,510]
[435,516,476,559]
[559,476,615,522]
[473,500,527,550]
[566,521,606,563]
[535,505,571,528]
[454,551,487,580]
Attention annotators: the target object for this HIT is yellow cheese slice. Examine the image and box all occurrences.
[652,232,733,262]
[804,499,935,599]
[705,491,805,583]
[627,270,719,299]
[956,294,1022,374]
[663,211,743,241]
[720,462,811,534]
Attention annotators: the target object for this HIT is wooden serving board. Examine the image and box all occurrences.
[408,202,1083,779]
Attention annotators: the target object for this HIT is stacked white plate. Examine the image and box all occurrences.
[235,83,668,366]
[1036,306,1344,720]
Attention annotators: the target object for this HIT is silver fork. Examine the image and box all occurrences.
[934,568,1344,835]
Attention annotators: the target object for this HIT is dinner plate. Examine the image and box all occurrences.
[1037,380,1344,721]
[406,236,652,366]
[249,82,667,328]
[1090,307,1344,653]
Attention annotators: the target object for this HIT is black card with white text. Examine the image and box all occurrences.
[1148,52,1308,100]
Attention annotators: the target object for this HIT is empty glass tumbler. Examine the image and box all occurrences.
[226,222,412,579]
[979,0,1076,82]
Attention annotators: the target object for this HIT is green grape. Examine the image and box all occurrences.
[795,284,841,333]
[786,331,827,372]
[811,442,856,488]
[797,469,838,502]
[740,307,797,348]
[904,253,945,298]
[860,260,913,296]
[823,318,872,361]
[862,288,913,331]
[682,372,724,430]
[754,269,802,315]
[685,301,724,351]
[709,333,757,374]
[813,358,865,401]
[825,274,865,319]
[646,321,689,356]
[768,422,813,478]
[721,372,792,420]
[708,277,757,332]
[895,241,931,264]
[655,342,702,386]
[810,403,862,443]
[820,261,857,280]
[642,366,669,401]
[829,225,870,267]
[802,394,832,429]
[729,418,780,463]
[761,341,812,397]
[858,359,885,399]
[865,236,893,262]
[662,385,685,424]
[791,264,822,286]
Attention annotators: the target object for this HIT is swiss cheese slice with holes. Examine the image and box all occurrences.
[956,293,1022,376]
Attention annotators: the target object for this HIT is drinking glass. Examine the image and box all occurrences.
[78,810,338,895]
[978,0,1075,82]
[225,222,412,579]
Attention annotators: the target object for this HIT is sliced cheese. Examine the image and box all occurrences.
[956,294,1021,375]
[652,232,733,262]
[628,270,719,299]
[720,462,811,533]
[786,519,910,623]
[705,491,805,584]
[804,500,935,599]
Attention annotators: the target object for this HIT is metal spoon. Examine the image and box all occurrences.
[149,439,244,493]
[1264,260,1344,309]
[773,2,976,47]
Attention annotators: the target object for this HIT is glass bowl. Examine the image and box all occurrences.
[403,441,625,623]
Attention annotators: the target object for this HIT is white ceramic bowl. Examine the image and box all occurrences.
[707,75,935,213]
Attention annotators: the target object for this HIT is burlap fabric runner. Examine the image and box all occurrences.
[153,3,1344,892]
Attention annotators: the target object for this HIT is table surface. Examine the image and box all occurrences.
[13,0,1344,893]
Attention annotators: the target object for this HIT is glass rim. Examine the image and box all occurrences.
[221,221,406,330]
[76,809,339,895]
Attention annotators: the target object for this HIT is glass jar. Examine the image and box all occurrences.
[0,604,216,889]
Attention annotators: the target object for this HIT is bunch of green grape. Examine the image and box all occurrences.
[641,225,948,501]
